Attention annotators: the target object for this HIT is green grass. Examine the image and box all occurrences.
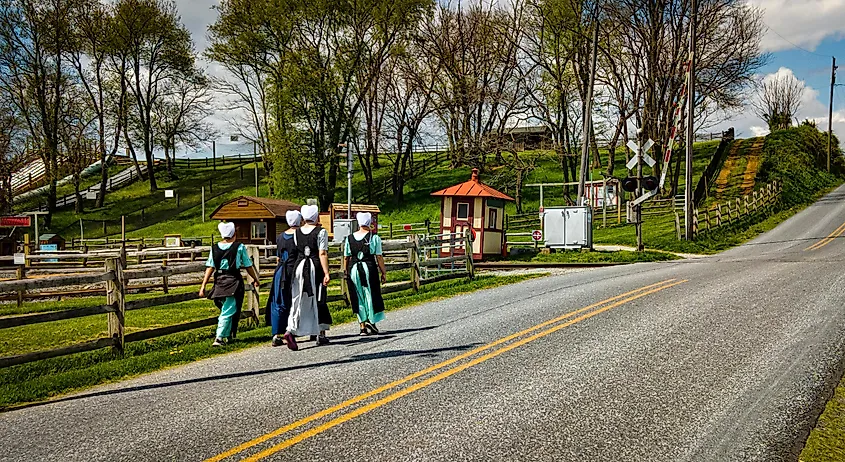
[0,273,540,409]
[500,250,678,263]
[801,375,845,461]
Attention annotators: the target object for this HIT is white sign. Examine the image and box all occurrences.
[626,139,656,169]
[164,236,181,248]
[85,191,97,200]
[164,190,175,198]
[13,253,25,265]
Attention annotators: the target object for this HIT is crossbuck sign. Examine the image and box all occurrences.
[626,139,655,170]
[627,138,659,206]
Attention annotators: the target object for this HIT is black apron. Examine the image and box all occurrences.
[207,242,246,337]
[294,228,332,327]
[346,232,385,318]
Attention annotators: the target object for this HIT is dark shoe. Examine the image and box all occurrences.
[284,332,298,351]
[359,328,369,336]
[308,335,317,342]
[364,322,379,335]
[271,335,285,347]
[317,335,330,346]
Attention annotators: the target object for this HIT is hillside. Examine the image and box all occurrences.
[34,141,725,244]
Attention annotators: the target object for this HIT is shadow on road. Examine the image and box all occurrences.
[15,327,478,411]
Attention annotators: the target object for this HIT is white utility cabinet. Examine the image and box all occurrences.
[541,206,592,249]
[333,218,358,244]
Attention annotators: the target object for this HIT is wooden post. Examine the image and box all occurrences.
[16,265,25,307]
[23,234,30,268]
[106,258,125,353]
[246,245,260,325]
[411,235,421,291]
[340,253,349,305]
[161,258,169,294]
[465,229,474,280]
[389,223,393,239]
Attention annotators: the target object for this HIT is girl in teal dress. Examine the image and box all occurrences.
[344,212,387,335]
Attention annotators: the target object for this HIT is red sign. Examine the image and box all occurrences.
[0,216,31,227]
[531,230,543,241]
[403,224,412,231]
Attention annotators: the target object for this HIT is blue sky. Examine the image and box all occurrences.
[175,0,844,156]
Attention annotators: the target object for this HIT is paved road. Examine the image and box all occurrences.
[3,186,845,461]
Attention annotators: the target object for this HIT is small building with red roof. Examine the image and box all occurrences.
[431,168,514,261]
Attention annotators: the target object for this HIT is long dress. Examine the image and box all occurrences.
[266,232,297,336]
[345,231,385,325]
[206,242,252,340]
[287,227,332,336]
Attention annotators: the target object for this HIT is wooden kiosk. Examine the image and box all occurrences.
[431,168,514,260]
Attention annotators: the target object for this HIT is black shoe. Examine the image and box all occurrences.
[271,335,285,347]
[364,322,379,335]
[317,335,330,346]
[359,328,369,336]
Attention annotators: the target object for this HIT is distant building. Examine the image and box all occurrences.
[210,196,301,245]
[489,125,553,152]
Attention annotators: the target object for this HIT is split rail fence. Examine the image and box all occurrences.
[0,231,473,369]
[679,181,781,239]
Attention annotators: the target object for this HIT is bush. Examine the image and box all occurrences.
[758,125,843,207]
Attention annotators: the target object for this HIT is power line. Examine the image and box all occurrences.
[762,21,833,59]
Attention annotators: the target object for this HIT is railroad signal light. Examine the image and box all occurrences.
[621,177,638,193]
[643,176,659,191]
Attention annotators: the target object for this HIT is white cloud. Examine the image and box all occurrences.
[748,0,845,52]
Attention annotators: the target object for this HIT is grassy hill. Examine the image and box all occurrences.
[32,130,836,255]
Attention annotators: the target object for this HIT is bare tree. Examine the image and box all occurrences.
[113,0,197,192]
[0,0,76,226]
[753,72,804,131]
[153,72,215,179]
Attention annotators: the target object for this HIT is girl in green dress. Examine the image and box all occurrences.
[344,212,387,335]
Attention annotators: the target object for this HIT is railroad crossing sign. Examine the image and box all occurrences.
[626,139,656,170]
[531,230,543,241]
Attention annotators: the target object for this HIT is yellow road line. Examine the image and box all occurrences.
[245,279,689,461]
[205,279,677,462]
[805,221,845,251]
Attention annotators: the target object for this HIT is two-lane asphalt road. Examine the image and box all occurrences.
[3,185,845,462]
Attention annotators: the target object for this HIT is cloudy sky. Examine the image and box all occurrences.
[173,0,845,154]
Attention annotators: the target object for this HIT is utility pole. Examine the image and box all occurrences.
[829,56,837,172]
[685,0,697,239]
[341,143,351,218]
[253,140,259,196]
[577,16,600,206]
[636,130,644,251]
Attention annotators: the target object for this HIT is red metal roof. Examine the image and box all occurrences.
[431,169,514,201]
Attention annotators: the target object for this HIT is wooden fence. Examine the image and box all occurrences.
[685,181,781,238]
[0,232,473,369]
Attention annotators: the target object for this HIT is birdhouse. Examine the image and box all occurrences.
[431,168,514,261]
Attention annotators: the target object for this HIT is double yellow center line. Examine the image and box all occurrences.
[207,278,687,461]
[805,220,845,251]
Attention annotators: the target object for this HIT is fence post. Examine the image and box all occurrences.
[16,265,25,307]
[106,258,125,353]
[389,223,393,239]
[465,229,474,280]
[246,245,260,325]
[23,234,30,269]
[425,219,431,236]
[410,235,421,291]
[340,252,349,305]
[674,211,681,240]
[161,258,169,294]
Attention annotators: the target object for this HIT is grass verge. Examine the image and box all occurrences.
[801,375,845,461]
[0,273,540,410]
[491,250,677,264]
